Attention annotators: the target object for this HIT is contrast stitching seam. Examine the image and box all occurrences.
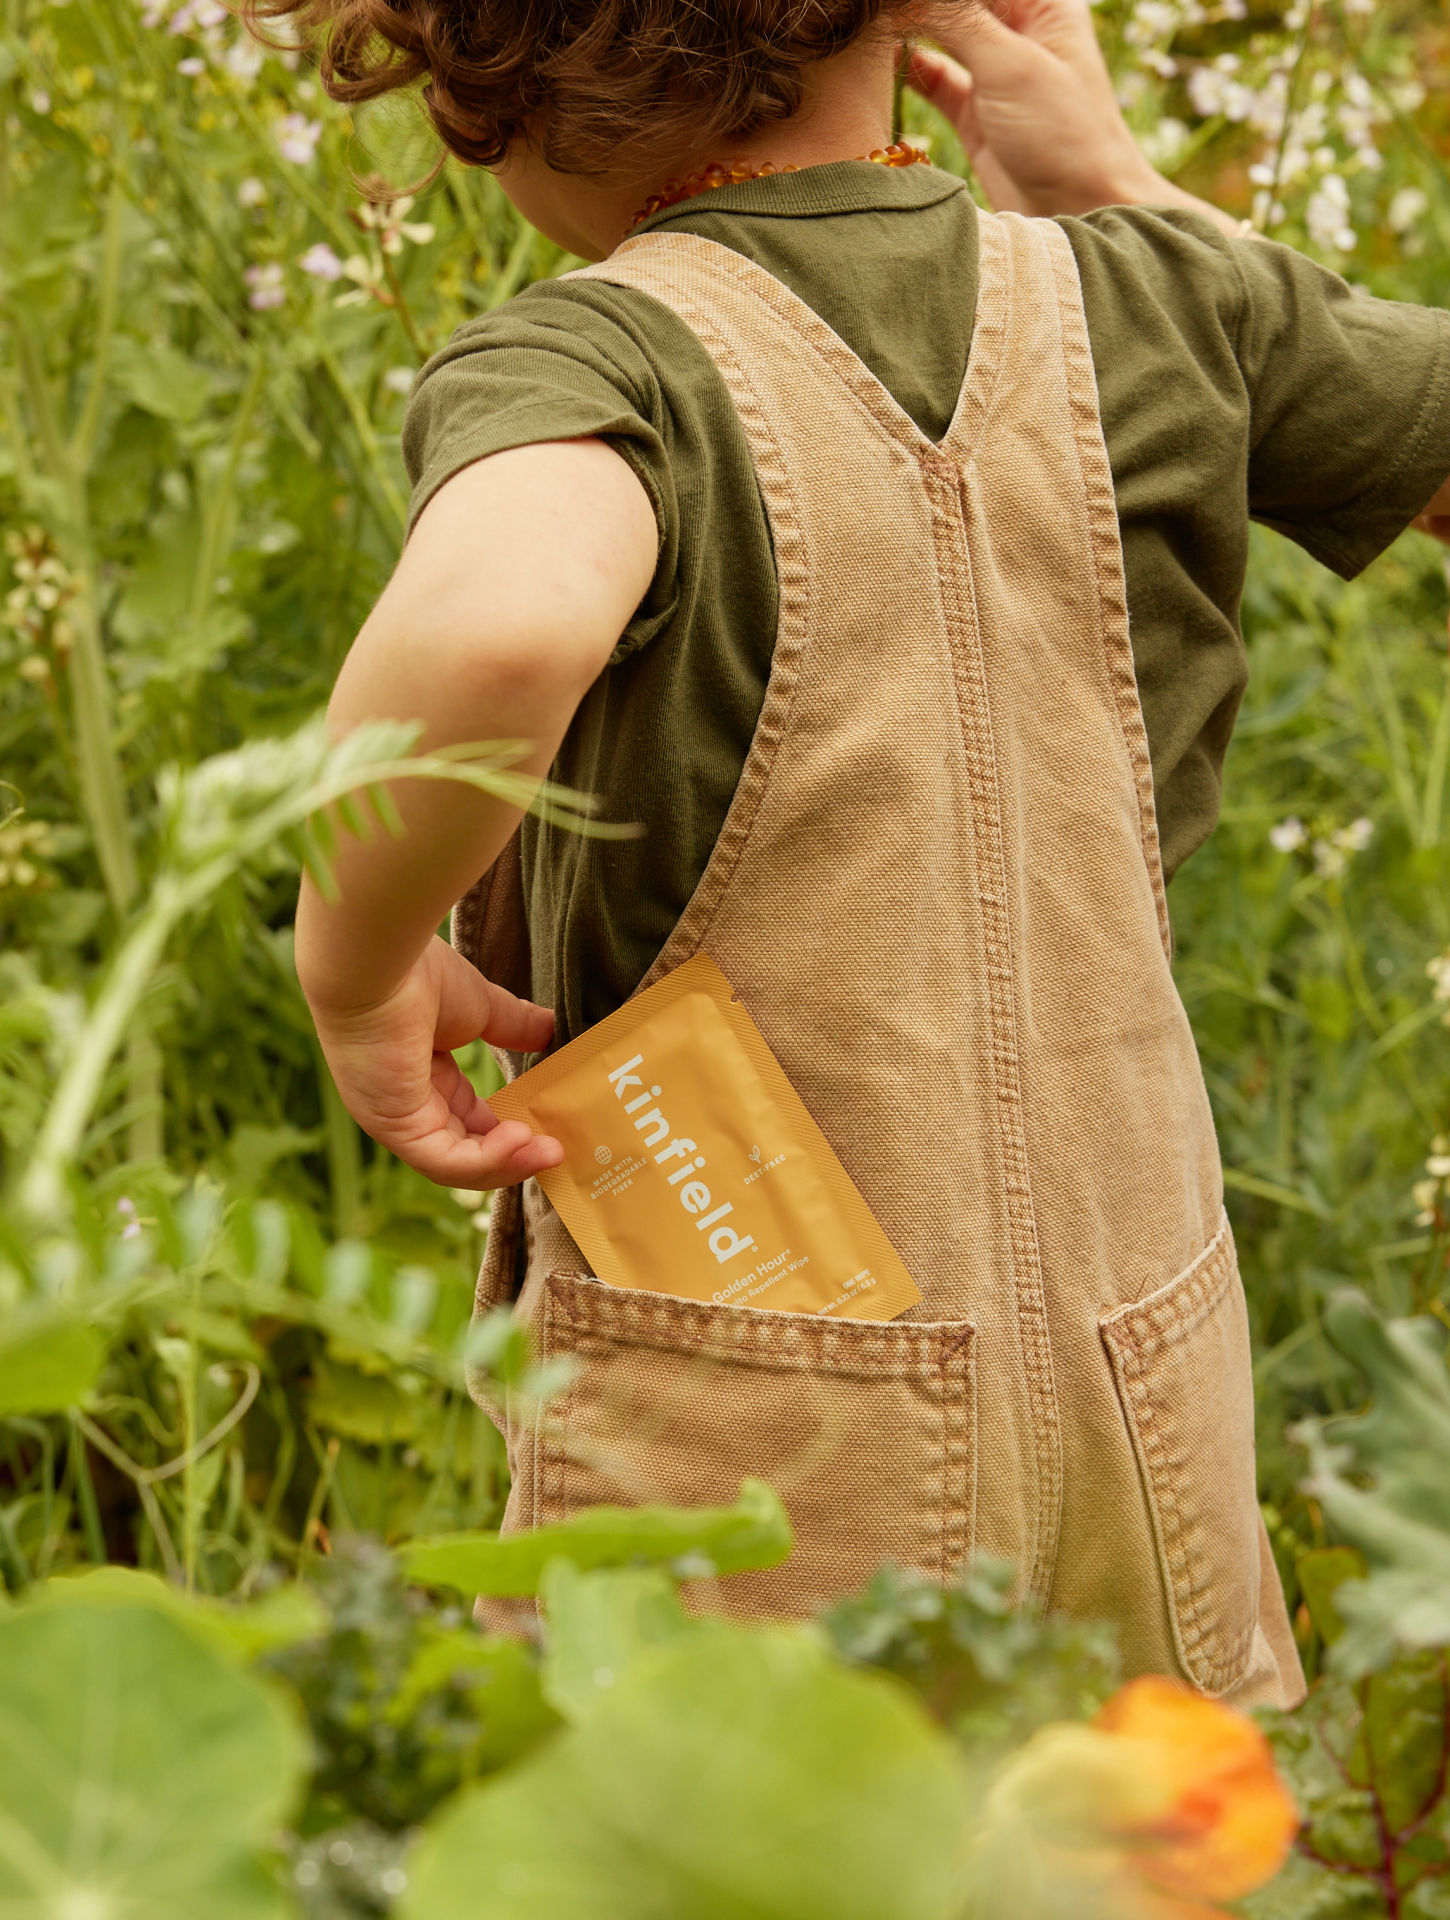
[941,1330,974,1583]
[543,1274,969,1377]
[1035,217,1172,959]
[572,251,811,991]
[917,217,1061,1605]
[1100,1216,1252,1692]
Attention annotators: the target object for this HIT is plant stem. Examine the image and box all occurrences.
[70,1414,108,1566]
[70,183,126,471]
[12,330,139,916]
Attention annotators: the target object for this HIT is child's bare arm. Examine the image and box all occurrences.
[1413,477,1450,548]
[295,438,657,1187]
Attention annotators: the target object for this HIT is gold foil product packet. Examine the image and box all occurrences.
[489,953,921,1322]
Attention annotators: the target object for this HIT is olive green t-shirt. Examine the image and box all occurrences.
[404,164,1450,1046]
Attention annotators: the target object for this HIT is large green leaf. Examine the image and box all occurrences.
[1246,1655,1450,1920]
[37,1565,328,1662]
[400,1626,972,1920]
[1295,1292,1450,1677]
[0,1312,102,1414]
[0,1601,307,1919]
[401,1477,793,1596]
[538,1561,703,1724]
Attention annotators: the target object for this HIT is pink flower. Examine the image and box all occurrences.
[275,111,322,164]
[244,263,286,310]
[298,243,345,281]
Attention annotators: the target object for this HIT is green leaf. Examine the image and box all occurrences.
[1251,1656,1450,1920]
[0,1311,102,1414]
[109,337,217,424]
[825,1559,1119,1767]
[1356,1651,1447,1837]
[310,1355,431,1448]
[386,1626,563,1768]
[0,1601,306,1918]
[1294,1293,1450,1677]
[1298,1547,1369,1647]
[37,1565,329,1661]
[539,1562,699,1723]
[401,1477,793,1596]
[1237,1847,1388,1919]
[400,1626,972,1920]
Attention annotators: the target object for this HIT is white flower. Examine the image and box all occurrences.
[1141,117,1189,167]
[352,193,435,255]
[1332,816,1373,852]
[167,0,224,30]
[243,261,286,310]
[1427,1156,1450,1179]
[299,242,345,280]
[1426,950,1450,1003]
[29,88,51,113]
[383,366,417,396]
[1305,174,1356,252]
[1269,816,1306,852]
[1389,187,1429,233]
[1312,838,1346,879]
[224,35,264,81]
[177,54,205,74]
[237,175,267,207]
[275,112,322,164]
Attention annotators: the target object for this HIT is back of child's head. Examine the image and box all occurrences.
[247,0,945,178]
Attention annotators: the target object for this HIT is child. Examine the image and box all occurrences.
[285,0,1450,1706]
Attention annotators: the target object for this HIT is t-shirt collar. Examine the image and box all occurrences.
[630,159,967,237]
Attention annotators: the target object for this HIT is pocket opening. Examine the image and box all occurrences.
[1099,1215,1260,1696]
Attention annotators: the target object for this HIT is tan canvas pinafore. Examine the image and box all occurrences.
[458,210,1305,1709]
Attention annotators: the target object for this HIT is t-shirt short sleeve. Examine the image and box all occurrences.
[1232,233,1450,574]
[1066,206,1450,580]
[401,282,688,664]
[1061,204,1450,881]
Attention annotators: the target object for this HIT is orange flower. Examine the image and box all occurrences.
[1090,1675,1300,1905]
[979,1675,1299,1920]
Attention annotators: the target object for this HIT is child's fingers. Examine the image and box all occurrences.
[479,977,557,1053]
[384,1118,565,1189]
[907,46,979,145]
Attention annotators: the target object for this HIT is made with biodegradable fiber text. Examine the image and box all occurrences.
[607,1053,756,1265]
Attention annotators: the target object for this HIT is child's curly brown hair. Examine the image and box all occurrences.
[245,0,947,179]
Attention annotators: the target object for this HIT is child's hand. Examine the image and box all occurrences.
[308,935,565,1189]
[909,0,1154,218]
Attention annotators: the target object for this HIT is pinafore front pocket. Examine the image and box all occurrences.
[1099,1213,1259,1695]
[508,1272,977,1622]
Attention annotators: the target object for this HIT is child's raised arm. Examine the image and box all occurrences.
[1414,478,1450,549]
[294,437,656,1187]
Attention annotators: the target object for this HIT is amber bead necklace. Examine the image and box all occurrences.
[627,140,929,234]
